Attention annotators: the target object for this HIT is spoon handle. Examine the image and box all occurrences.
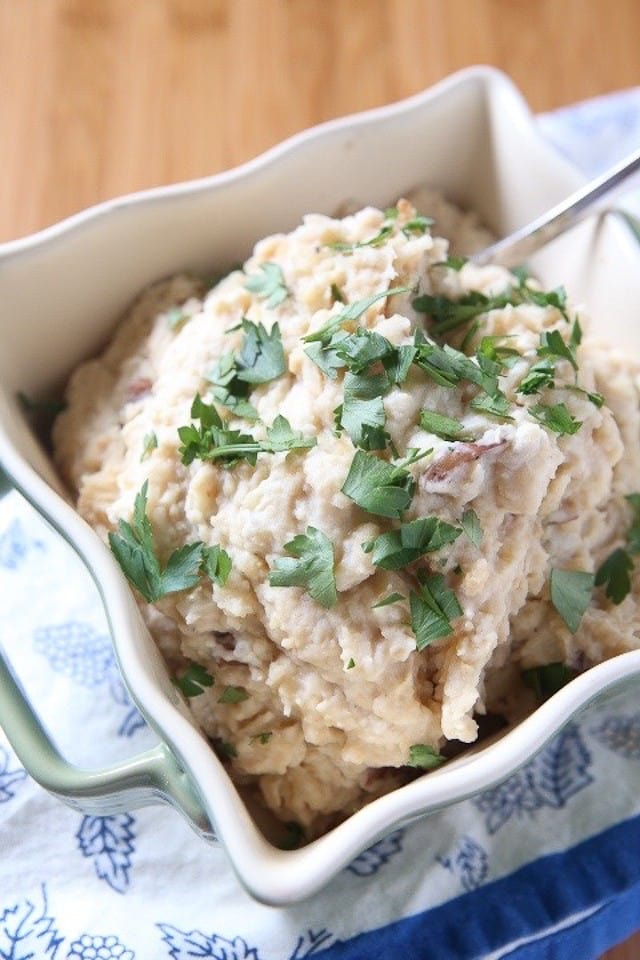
[473,146,640,268]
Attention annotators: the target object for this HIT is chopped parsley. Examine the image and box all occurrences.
[303,286,411,344]
[372,592,405,608]
[593,493,640,604]
[461,508,482,547]
[341,450,416,519]
[522,662,577,700]
[140,431,158,461]
[549,568,594,633]
[363,517,461,570]
[469,392,513,420]
[178,396,315,466]
[408,743,445,769]
[335,371,390,449]
[419,408,473,442]
[207,318,285,416]
[413,280,568,336]
[327,223,395,253]
[517,359,556,395]
[108,481,227,603]
[529,402,582,436]
[269,526,337,608]
[173,662,214,698]
[595,547,634,604]
[434,255,468,271]
[218,685,249,705]
[250,731,272,745]
[346,658,356,669]
[244,261,289,308]
[200,544,233,586]
[409,573,463,650]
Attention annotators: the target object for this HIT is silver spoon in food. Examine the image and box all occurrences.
[473,145,640,269]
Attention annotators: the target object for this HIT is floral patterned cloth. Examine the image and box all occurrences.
[2,90,640,960]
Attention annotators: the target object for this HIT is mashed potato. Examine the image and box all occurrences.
[53,190,640,836]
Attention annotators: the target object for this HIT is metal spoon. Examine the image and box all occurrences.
[473,145,640,268]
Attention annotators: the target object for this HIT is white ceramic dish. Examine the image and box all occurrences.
[1,66,640,906]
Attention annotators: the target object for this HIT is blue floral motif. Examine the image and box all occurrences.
[157,926,336,960]
[66,933,135,960]
[289,930,335,958]
[0,517,45,570]
[157,925,260,960]
[590,713,640,759]
[0,745,28,803]
[33,621,146,737]
[346,829,405,876]
[76,814,136,894]
[0,884,63,958]
[437,835,489,891]
[473,724,593,834]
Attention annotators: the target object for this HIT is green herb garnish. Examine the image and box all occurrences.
[108,481,225,602]
[419,409,473,442]
[269,526,337,608]
[529,402,582,436]
[549,568,594,633]
[341,450,415,518]
[372,592,405,608]
[244,261,289,308]
[218,685,249,705]
[363,517,461,571]
[595,548,634,605]
[461,508,482,548]
[408,743,445,769]
[178,396,315,466]
[303,286,410,344]
[200,544,232,586]
[522,662,577,700]
[409,573,463,650]
[174,662,214,698]
[140,431,158,461]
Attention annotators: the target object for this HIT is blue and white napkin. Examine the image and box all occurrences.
[1,88,640,960]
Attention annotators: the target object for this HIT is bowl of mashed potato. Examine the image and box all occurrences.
[1,67,640,905]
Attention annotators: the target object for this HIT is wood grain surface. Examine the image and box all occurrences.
[1,2,639,956]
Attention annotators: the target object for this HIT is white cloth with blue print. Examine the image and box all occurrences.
[2,89,640,960]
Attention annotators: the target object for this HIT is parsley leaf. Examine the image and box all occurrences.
[333,327,397,374]
[269,526,337,608]
[461,508,483,547]
[408,743,445,769]
[303,286,411,344]
[201,544,232,586]
[341,450,415,518]
[409,574,462,650]
[550,568,594,633]
[327,224,395,253]
[244,262,289,308]
[108,482,205,602]
[419,408,473,441]
[233,318,286,385]
[522,662,577,700]
[335,371,390,450]
[627,493,640,554]
[372,592,405,608]
[218,685,249,704]
[363,517,461,570]
[595,547,634,604]
[537,328,578,373]
[140,431,158,462]
[178,396,316,466]
[517,359,556,395]
[413,281,568,336]
[434,255,468,271]
[174,662,214,698]
[469,391,513,420]
[529,402,582,436]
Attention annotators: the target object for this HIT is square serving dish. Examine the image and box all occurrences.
[2,65,640,906]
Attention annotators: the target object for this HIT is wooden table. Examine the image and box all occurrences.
[1,2,638,956]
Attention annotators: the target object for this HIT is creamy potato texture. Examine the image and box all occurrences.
[53,189,640,836]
